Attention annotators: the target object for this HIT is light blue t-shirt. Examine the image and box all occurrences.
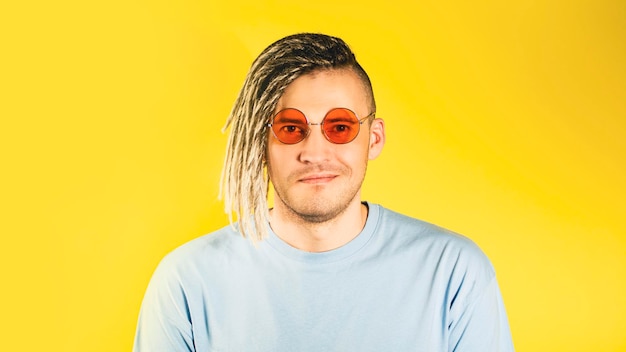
[134,203,514,351]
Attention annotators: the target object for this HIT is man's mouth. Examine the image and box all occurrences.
[298,174,338,184]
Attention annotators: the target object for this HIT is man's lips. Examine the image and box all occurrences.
[298,174,338,184]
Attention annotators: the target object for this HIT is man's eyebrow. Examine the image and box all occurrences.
[324,116,354,123]
[274,116,306,124]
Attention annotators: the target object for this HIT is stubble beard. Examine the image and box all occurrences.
[271,164,367,225]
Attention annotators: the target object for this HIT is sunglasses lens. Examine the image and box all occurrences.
[322,108,360,144]
[271,109,309,144]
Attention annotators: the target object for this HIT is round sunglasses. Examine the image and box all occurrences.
[267,108,375,145]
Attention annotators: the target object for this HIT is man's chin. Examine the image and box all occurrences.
[293,210,338,224]
[287,199,350,224]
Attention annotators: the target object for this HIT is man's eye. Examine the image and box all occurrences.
[329,124,352,134]
[282,125,301,133]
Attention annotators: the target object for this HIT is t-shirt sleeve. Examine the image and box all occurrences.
[448,276,514,351]
[440,237,514,352]
[133,255,195,352]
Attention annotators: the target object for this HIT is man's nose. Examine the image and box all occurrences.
[298,124,332,164]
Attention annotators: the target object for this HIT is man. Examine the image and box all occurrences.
[134,33,514,351]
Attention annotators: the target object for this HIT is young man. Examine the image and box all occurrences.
[134,33,514,351]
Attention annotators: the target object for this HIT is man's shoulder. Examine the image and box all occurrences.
[374,204,494,272]
[155,224,251,273]
[377,205,474,243]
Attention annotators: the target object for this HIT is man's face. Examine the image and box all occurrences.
[266,68,384,223]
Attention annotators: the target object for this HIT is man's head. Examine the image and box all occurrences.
[221,33,383,241]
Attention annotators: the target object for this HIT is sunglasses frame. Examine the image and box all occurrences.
[267,108,376,145]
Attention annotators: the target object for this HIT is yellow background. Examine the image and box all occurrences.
[1,0,625,351]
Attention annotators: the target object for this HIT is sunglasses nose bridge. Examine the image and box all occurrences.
[307,121,332,143]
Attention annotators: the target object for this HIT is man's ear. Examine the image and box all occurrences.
[368,118,385,160]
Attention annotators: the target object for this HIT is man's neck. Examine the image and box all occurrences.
[269,200,369,252]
